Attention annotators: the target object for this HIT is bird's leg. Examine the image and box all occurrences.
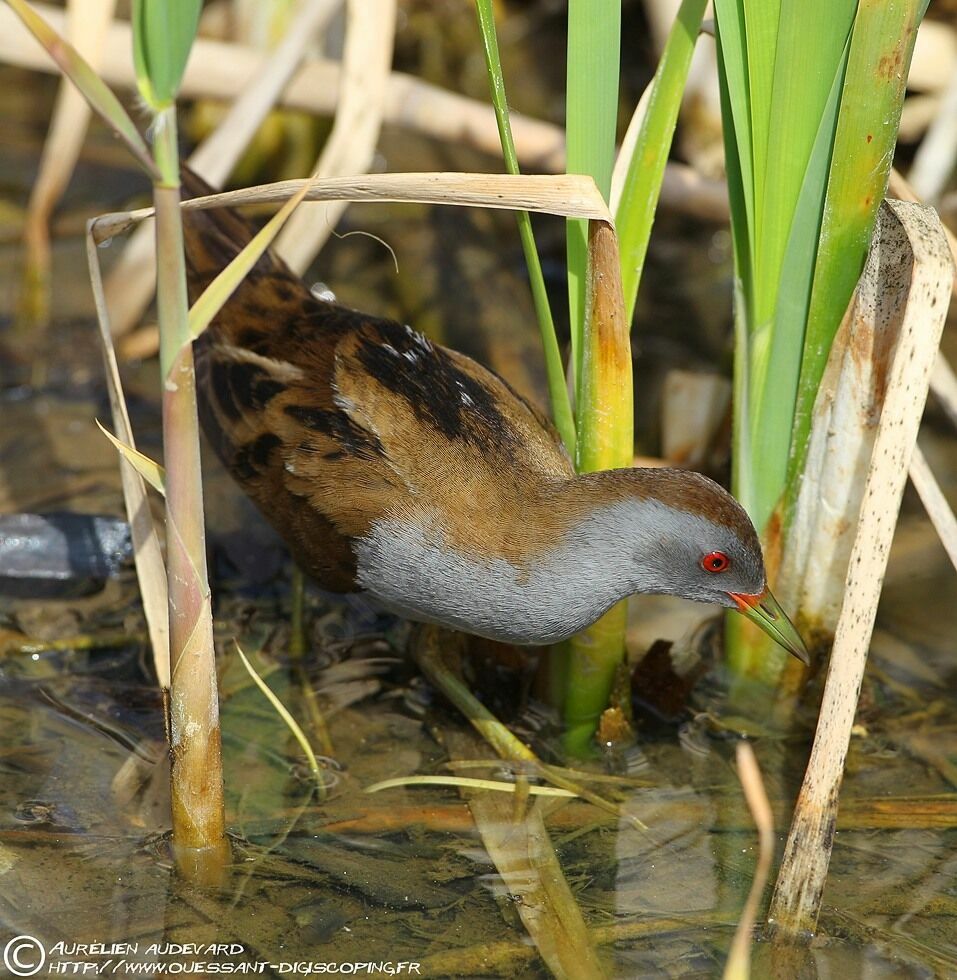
[410,623,539,764]
[411,623,650,834]
[289,564,308,660]
[411,625,538,824]
[287,564,334,759]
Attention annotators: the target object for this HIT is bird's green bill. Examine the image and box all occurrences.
[729,587,810,665]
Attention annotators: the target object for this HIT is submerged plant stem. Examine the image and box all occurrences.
[562,601,629,756]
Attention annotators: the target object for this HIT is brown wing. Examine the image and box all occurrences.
[182,169,388,589]
[329,318,573,563]
[182,167,573,584]
[194,342,365,591]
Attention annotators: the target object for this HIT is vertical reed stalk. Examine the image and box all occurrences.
[481,0,718,756]
[6,0,225,872]
[565,0,620,402]
[559,2,630,756]
[563,222,633,755]
[153,107,227,870]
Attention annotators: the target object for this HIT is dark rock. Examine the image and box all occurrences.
[0,512,131,597]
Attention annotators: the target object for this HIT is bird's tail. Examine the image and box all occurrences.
[178,165,314,348]
[179,165,323,475]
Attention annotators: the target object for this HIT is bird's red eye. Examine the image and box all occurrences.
[702,551,731,573]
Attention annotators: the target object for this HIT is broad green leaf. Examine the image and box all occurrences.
[615,0,709,324]
[715,0,857,533]
[753,0,857,335]
[131,0,201,110]
[713,0,756,295]
[742,0,781,238]
[787,0,926,499]
[716,0,929,685]
[714,0,764,514]
[748,35,852,534]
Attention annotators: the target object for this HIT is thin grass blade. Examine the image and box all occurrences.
[95,420,167,495]
[364,775,575,797]
[236,643,320,776]
[474,0,575,453]
[188,177,317,341]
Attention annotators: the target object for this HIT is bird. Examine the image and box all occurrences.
[180,172,808,664]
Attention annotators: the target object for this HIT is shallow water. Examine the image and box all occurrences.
[2,16,957,978]
[3,224,956,978]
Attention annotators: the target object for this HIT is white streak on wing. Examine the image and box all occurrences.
[219,344,305,383]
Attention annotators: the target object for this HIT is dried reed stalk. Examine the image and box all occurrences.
[88,172,612,246]
[0,2,727,221]
[21,0,116,326]
[275,0,396,273]
[102,0,341,337]
[768,200,953,939]
[85,225,170,688]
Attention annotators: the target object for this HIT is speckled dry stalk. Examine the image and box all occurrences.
[767,201,953,939]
